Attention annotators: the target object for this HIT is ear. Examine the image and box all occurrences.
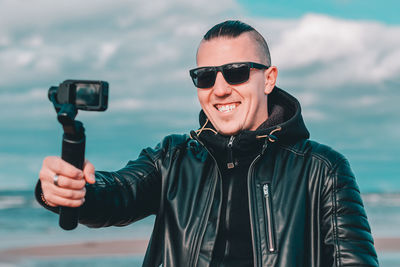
[264,66,278,95]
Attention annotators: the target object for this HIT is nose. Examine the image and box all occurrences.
[212,71,232,97]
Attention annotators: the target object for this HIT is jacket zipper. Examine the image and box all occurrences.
[227,136,235,169]
[262,183,276,253]
[247,154,262,266]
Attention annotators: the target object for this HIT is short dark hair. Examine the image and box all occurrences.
[202,20,271,66]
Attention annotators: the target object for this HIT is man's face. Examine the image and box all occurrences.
[196,33,274,136]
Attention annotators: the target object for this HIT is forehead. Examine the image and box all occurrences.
[196,33,262,67]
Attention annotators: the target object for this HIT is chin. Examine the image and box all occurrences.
[215,125,241,136]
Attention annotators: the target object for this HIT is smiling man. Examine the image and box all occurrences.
[36,21,378,266]
[195,31,276,135]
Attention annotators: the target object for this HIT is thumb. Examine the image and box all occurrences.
[83,160,96,184]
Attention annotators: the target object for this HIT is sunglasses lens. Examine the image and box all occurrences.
[192,68,216,88]
[223,63,250,84]
[190,63,255,88]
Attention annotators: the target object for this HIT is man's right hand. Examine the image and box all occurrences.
[38,156,96,207]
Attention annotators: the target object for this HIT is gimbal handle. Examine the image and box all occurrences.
[57,104,86,230]
[59,123,85,230]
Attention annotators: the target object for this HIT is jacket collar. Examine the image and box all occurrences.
[195,87,309,144]
[192,87,310,168]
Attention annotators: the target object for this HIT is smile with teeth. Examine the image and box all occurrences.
[215,103,239,113]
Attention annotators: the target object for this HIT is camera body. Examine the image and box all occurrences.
[49,80,108,111]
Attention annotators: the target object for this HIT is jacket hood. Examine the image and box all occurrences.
[195,86,310,145]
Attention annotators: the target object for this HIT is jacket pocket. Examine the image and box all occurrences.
[262,183,277,253]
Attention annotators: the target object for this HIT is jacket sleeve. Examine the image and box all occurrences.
[78,144,163,228]
[320,158,379,266]
[35,143,164,228]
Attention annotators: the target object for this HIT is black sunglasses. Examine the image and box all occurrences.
[189,62,269,89]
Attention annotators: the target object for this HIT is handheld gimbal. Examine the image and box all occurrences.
[48,80,108,230]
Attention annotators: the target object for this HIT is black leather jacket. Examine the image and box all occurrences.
[36,88,378,266]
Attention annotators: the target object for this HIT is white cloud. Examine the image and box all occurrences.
[111,96,199,112]
[0,88,45,103]
[302,109,326,121]
[22,35,44,47]
[255,14,400,88]
[293,92,319,107]
[15,51,35,67]
[345,95,383,107]
[97,42,120,67]
[0,34,11,46]
[274,14,366,67]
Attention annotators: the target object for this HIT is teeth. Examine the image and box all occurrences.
[218,104,236,112]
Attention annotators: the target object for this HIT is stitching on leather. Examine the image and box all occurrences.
[279,144,334,170]
[331,169,342,266]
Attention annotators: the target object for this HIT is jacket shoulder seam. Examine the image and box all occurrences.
[279,143,342,170]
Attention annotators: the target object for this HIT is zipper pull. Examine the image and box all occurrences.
[263,184,269,197]
[227,136,235,169]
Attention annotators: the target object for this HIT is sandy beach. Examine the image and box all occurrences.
[0,239,148,261]
[0,237,397,262]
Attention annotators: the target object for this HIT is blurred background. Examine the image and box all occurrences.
[0,0,399,266]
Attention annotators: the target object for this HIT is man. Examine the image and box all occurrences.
[36,20,378,266]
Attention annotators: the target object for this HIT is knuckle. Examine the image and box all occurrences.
[60,176,78,189]
[38,169,46,179]
[44,156,58,168]
[54,160,62,173]
[43,192,54,203]
[79,189,86,198]
[78,180,86,188]
[45,199,57,207]
[43,156,51,165]
[41,183,51,193]
[64,190,74,199]
[63,176,76,188]
[71,189,84,199]
[58,177,67,188]
[68,199,83,208]
[64,199,73,207]
[70,180,79,189]
[71,180,84,190]
[76,192,84,199]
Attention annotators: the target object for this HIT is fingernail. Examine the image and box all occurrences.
[89,173,96,183]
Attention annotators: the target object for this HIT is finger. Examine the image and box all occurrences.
[40,190,58,207]
[46,200,58,207]
[39,168,58,186]
[43,196,58,207]
[53,175,86,190]
[39,168,84,189]
[83,160,96,184]
[43,156,83,180]
[52,185,86,200]
[41,183,85,208]
[44,193,85,208]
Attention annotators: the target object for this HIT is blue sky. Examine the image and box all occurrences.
[238,0,400,24]
[0,0,399,192]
